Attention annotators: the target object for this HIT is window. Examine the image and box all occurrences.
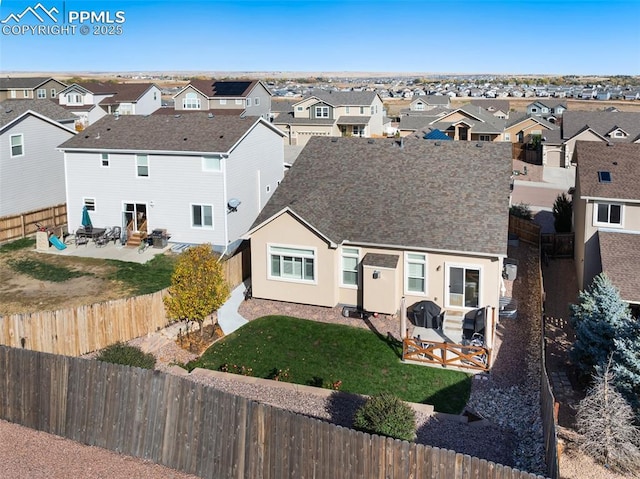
[315,106,329,118]
[405,253,426,294]
[23,89,28,98]
[531,107,538,113]
[297,106,303,111]
[612,130,626,138]
[447,265,480,308]
[220,99,227,105]
[67,93,82,105]
[345,106,350,114]
[246,98,252,107]
[594,203,622,226]
[10,134,24,157]
[360,106,365,114]
[415,102,425,111]
[479,135,491,141]
[192,204,213,228]
[265,184,271,193]
[37,88,46,99]
[10,90,16,98]
[352,126,363,136]
[136,155,149,177]
[341,247,359,286]
[50,88,56,98]
[255,98,260,106]
[504,132,511,141]
[269,246,315,282]
[153,92,157,100]
[236,99,243,105]
[84,198,96,211]
[370,106,374,114]
[183,92,200,109]
[101,153,109,167]
[202,156,221,171]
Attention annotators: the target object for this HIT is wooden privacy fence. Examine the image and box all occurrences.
[541,233,574,259]
[0,203,67,243]
[0,291,169,356]
[509,214,541,245]
[0,346,548,479]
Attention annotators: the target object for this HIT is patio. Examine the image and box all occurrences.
[36,235,173,264]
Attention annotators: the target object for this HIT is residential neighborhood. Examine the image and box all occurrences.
[1,69,640,479]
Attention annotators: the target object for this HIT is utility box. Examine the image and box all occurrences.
[503,258,518,281]
[36,231,49,251]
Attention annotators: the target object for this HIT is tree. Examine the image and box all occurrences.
[612,332,640,415]
[164,244,230,337]
[570,273,633,378]
[509,202,533,220]
[552,193,573,233]
[575,358,640,475]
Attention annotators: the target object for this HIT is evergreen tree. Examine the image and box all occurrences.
[570,273,633,377]
[552,192,573,233]
[613,332,640,416]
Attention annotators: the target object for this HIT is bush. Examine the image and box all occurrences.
[96,342,156,369]
[510,203,533,220]
[552,193,573,233]
[353,393,416,441]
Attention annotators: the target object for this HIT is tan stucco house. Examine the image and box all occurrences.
[573,142,640,316]
[245,136,513,362]
[427,104,506,142]
[272,90,387,147]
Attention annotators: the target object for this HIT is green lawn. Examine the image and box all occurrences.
[106,255,177,295]
[188,316,471,414]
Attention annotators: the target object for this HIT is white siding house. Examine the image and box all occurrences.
[59,114,285,252]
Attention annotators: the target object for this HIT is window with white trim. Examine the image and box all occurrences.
[447,265,480,308]
[265,184,271,193]
[297,106,303,111]
[594,202,622,226]
[479,135,491,141]
[345,106,350,114]
[50,88,56,98]
[255,97,260,106]
[352,126,362,136]
[236,99,243,105]
[405,253,426,294]
[192,204,213,228]
[269,246,315,282]
[220,99,227,105]
[23,89,28,98]
[37,88,46,99]
[84,198,96,211]
[360,106,365,114]
[101,153,109,167]
[246,98,252,107]
[10,90,16,98]
[136,154,149,177]
[183,92,201,109]
[10,134,24,157]
[315,106,329,118]
[415,102,425,111]
[341,247,359,286]
[67,93,82,105]
[202,155,221,172]
[504,132,511,141]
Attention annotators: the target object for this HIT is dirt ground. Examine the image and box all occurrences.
[0,248,134,316]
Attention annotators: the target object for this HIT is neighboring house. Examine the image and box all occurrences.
[0,77,67,102]
[272,90,387,147]
[58,113,285,252]
[173,80,272,119]
[526,100,567,123]
[502,113,559,162]
[562,111,640,168]
[428,104,506,142]
[469,99,510,119]
[58,81,161,128]
[404,95,450,112]
[397,108,449,136]
[573,142,640,315]
[245,136,512,363]
[0,100,77,216]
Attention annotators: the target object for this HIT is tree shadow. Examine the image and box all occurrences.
[361,314,403,359]
[324,390,368,428]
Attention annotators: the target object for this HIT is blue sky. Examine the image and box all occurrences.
[1,0,639,75]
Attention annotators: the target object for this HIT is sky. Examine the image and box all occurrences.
[0,0,639,75]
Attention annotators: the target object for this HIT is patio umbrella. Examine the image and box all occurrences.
[81,206,92,229]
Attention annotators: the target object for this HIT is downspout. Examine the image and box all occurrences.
[219,154,230,262]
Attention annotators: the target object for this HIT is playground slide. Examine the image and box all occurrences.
[49,234,67,250]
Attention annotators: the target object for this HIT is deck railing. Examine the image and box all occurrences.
[402,338,491,372]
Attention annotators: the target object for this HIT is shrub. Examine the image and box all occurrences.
[353,393,416,441]
[509,203,533,220]
[96,342,156,369]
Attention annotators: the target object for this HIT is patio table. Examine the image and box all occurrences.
[75,227,106,241]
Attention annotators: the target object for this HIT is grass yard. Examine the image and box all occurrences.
[188,316,472,414]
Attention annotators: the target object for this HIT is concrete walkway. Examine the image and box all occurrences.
[217,280,250,335]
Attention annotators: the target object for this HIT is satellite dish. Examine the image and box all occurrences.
[227,198,241,212]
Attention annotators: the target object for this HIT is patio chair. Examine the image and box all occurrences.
[463,308,485,340]
[75,234,89,247]
[95,228,111,247]
[106,226,121,244]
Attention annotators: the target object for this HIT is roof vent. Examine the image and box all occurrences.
[597,171,612,183]
[208,112,214,118]
[612,161,618,166]
[5,109,12,114]
[368,139,374,144]
[183,137,188,141]
[434,141,441,146]
[476,142,483,147]
[219,135,224,139]
[331,138,338,142]
[174,114,181,118]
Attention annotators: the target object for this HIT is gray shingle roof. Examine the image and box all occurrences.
[362,253,400,268]
[562,111,640,141]
[188,80,259,98]
[0,77,54,89]
[252,136,512,256]
[598,231,640,303]
[272,112,335,126]
[506,113,558,130]
[336,115,372,125]
[58,113,270,153]
[0,99,77,128]
[304,90,378,107]
[470,99,510,113]
[575,142,640,201]
[399,114,443,131]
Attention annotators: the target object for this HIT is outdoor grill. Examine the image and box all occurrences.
[150,229,169,248]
